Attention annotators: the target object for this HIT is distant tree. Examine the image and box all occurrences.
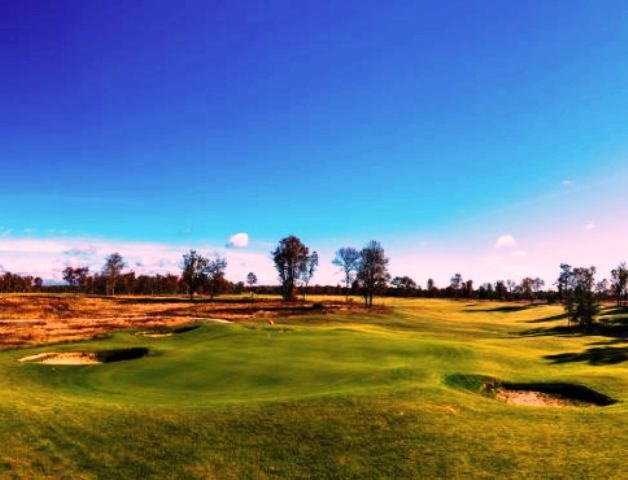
[102,253,126,296]
[520,277,535,304]
[272,236,310,301]
[560,265,600,329]
[299,251,319,300]
[392,276,417,296]
[610,262,628,307]
[63,267,80,290]
[595,278,609,300]
[532,277,545,304]
[356,241,390,308]
[506,279,517,295]
[463,279,474,298]
[450,273,463,292]
[34,277,44,290]
[246,272,258,297]
[332,247,361,301]
[205,254,228,299]
[555,263,572,303]
[180,250,208,300]
[494,280,508,300]
[426,278,436,297]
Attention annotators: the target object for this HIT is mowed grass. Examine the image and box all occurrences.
[0,298,626,478]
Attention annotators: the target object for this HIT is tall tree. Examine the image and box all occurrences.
[180,250,208,300]
[205,254,228,299]
[560,265,600,329]
[300,251,319,300]
[610,262,628,307]
[102,253,126,296]
[272,236,310,301]
[356,241,390,308]
[332,247,361,301]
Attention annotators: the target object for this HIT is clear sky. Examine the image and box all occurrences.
[1,1,627,286]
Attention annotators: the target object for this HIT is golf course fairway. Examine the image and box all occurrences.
[0,298,626,478]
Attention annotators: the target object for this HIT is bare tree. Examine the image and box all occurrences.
[180,250,208,300]
[272,236,310,301]
[356,241,390,308]
[332,247,361,301]
[300,251,319,301]
[102,253,126,296]
[610,262,628,307]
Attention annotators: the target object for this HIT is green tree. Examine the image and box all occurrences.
[272,236,310,301]
[102,253,126,296]
[560,265,600,329]
[180,250,208,300]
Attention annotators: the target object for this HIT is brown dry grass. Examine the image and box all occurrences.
[0,294,371,348]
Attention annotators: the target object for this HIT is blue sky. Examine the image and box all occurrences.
[1,1,627,285]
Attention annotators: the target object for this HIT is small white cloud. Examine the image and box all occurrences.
[584,222,596,230]
[495,234,517,249]
[513,250,527,257]
[563,179,573,186]
[226,232,249,248]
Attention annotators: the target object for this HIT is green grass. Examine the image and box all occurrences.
[0,298,626,478]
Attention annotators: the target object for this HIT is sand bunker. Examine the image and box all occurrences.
[19,347,150,365]
[486,381,616,407]
[19,352,100,365]
[137,332,173,338]
[494,388,587,407]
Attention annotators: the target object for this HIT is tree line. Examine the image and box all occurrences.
[0,236,626,321]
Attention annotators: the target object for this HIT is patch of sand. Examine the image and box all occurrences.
[19,352,101,365]
[137,332,173,338]
[495,389,587,407]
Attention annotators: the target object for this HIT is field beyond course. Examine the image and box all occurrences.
[0,295,626,478]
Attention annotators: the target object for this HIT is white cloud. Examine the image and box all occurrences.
[513,250,527,257]
[563,179,573,186]
[226,232,249,248]
[494,234,517,249]
[584,222,596,230]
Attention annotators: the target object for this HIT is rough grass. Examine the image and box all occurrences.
[0,296,626,478]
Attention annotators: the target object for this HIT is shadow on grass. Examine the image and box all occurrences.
[464,305,533,313]
[544,346,628,366]
[522,313,569,324]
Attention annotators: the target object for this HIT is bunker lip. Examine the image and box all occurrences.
[19,347,150,365]
[445,374,617,407]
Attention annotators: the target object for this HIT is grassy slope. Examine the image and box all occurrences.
[0,298,626,479]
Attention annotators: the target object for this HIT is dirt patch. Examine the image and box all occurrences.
[19,352,100,365]
[139,332,173,338]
